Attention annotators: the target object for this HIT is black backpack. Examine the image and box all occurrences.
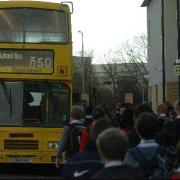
[129,146,171,179]
[67,123,85,155]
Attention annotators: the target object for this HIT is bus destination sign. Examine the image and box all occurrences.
[0,49,53,74]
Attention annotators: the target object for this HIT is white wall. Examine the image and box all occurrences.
[147,0,162,86]
[164,0,178,82]
[148,0,178,86]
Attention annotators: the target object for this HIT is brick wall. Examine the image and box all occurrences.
[149,82,178,112]
[166,82,178,106]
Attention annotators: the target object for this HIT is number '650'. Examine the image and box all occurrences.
[29,57,52,67]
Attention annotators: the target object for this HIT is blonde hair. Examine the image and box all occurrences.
[70,105,82,120]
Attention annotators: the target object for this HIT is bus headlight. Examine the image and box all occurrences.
[48,142,59,149]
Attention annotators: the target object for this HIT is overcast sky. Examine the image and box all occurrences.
[45,0,147,63]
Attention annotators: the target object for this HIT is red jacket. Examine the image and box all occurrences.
[79,123,93,152]
[171,172,180,180]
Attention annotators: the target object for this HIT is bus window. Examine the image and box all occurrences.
[47,83,70,125]
[23,91,42,124]
[23,82,70,127]
[25,9,68,43]
[0,8,68,43]
[0,81,23,126]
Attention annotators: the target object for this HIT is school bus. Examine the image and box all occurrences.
[0,1,73,164]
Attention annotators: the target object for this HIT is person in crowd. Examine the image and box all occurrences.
[156,107,176,147]
[164,101,174,117]
[168,106,176,120]
[79,105,106,152]
[158,100,180,147]
[83,105,94,127]
[127,102,154,148]
[171,141,180,180]
[55,105,84,168]
[103,104,113,120]
[113,103,122,126]
[174,99,180,143]
[60,117,115,179]
[91,128,144,179]
[157,103,168,118]
[124,112,170,179]
[157,104,171,131]
[119,105,134,133]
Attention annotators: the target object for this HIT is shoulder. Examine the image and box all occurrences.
[61,154,103,179]
[63,125,71,132]
[68,150,102,164]
[124,147,140,166]
[92,166,144,179]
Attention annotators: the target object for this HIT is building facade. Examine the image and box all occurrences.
[73,55,148,105]
[142,0,178,111]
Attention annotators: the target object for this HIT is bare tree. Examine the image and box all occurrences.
[102,34,148,103]
[116,33,148,84]
[117,34,148,102]
[103,49,120,96]
[73,49,98,105]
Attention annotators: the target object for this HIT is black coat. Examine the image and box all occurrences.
[91,166,144,179]
[60,140,103,179]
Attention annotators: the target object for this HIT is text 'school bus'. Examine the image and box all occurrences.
[0,1,73,164]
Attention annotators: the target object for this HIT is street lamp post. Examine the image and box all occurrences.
[78,30,85,94]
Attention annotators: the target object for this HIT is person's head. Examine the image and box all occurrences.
[164,101,171,109]
[85,105,93,116]
[103,106,113,119]
[157,104,167,115]
[115,103,121,114]
[70,105,82,120]
[120,108,133,129]
[24,92,33,103]
[168,107,176,119]
[96,128,128,164]
[92,105,105,120]
[135,112,158,140]
[133,103,153,120]
[174,99,180,115]
[91,117,116,142]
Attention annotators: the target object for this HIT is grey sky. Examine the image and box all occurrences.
[70,0,147,63]
[36,0,147,63]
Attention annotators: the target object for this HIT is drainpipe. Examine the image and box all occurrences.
[177,0,180,99]
[161,0,166,102]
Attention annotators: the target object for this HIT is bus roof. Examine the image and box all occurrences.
[0,1,70,12]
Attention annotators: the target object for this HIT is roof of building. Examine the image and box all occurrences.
[141,0,151,7]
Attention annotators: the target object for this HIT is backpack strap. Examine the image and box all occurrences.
[129,146,162,168]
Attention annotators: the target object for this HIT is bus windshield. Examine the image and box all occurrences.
[0,81,70,127]
[0,8,68,43]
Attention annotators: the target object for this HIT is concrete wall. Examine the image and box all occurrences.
[146,0,178,111]
[164,0,178,82]
[147,0,162,87]
[147,0,177,84]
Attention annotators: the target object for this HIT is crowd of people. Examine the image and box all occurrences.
[55,100,180,179]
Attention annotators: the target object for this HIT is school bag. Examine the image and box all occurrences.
[67,123,85,155]
[129,146,171,179]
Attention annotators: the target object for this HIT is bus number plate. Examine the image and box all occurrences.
[11,157,32,163]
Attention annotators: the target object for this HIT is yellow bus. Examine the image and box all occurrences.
[0,1,73,164]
